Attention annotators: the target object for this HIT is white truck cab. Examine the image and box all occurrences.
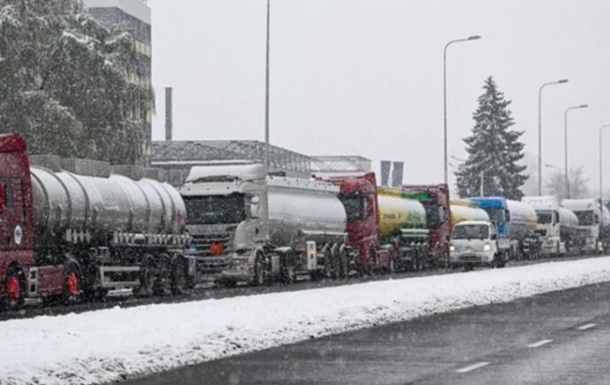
[449,220,504,269]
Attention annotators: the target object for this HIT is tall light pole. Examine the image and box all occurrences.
[538,79,568,195]
[264,0,271,172]
[564,104,588,198]
[443,35,481,186]
[599,124,610,205]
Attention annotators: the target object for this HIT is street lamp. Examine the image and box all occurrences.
[538,79,568,195]
[599,124,610,205]
[264,0,271,172]
[564,104,588,198]
[443,35,481,186]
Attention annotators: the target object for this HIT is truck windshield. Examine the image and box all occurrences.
[536,210,553,224]
[573,210,595,226]
[339,194,365,221]
[424,203,442,229]
[184,193,246,225]
[452,224,489,240]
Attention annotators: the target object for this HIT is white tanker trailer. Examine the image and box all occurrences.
[0,133,189,310]
[180,163,349,286]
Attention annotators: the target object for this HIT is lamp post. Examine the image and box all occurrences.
[264,0,271,172]
[538,79,568,195]
[599,124,610,205]
[564,104,588,198]
[443,35,481,186]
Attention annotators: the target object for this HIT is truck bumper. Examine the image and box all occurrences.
[185,253,254,283]
[450,252,494,266]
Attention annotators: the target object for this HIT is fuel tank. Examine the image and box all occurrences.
[506,200,538,238]
[376,189,427,240]
[450,204,489,228]
[30,167,186,237]
[267,177,347,247]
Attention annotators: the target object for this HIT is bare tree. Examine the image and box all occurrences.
[545,166,590,200]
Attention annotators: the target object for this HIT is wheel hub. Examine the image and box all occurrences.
[67,272,79,296]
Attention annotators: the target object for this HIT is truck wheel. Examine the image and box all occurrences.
[281,250,296,284]
[331,244,341,279]
[62,263,82,304]
[139,254,160,297]
[171,256,191,296]
[254,252,267,286]
[2,266,24,311]
[323,245,333,279]
[338,245,349,279]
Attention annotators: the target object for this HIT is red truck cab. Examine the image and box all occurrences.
[317,172,391,273]
[0,134,65,308]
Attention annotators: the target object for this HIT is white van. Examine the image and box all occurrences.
[449,220,506,269]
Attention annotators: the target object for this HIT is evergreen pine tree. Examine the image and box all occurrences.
[0,0,151,164]
[455,76,528,199]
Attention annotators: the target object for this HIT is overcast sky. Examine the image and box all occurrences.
[147,0,610,194]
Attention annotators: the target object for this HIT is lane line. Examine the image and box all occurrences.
[455,361,490,373]
[577,323,597,330]
[528,339,553,348]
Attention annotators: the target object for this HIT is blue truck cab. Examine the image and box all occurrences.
[469,197,511,254]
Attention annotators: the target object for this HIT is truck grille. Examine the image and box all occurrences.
[189,227,235,257]
[535,229,547,237]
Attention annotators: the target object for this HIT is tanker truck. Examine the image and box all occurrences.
[522,196,578,256]
[315,173,429,273]
[469,197,539,260]
[180,162,349,286]
[0,133,189,310]
[377,187,430,271]
[561,198,610,254]
[401,184,451,267]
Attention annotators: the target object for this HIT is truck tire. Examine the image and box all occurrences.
[323,245,333,279]
[253,251,267,286]
[338,244,349,279]
[331,244,341,279]
[281,249,296,284]
[139,254,160,297]
[171,255,191,296]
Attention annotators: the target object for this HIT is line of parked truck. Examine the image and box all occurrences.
[1,132,610,310]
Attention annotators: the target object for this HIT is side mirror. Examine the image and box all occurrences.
[490,233,497,240]
[249,196,260,218]
[505,209,511,222]
[595,214,600,224]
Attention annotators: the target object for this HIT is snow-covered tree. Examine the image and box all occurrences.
[545,166,590,200]
[0,0,151,164]
[455,76,527,199]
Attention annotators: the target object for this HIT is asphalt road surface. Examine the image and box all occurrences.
[122,281,610,385]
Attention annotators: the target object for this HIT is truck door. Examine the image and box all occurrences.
[0,178,26,250]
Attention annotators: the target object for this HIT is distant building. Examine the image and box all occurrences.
[84,0,152,165]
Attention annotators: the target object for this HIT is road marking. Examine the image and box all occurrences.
[528,339,553,348]
[456,361,490,373]
[577,323,597,330]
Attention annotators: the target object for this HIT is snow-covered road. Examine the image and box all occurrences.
[3,257,610,385]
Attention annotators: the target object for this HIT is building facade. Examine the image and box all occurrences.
[84,0,152,165]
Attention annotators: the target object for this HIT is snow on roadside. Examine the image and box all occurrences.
[2,257,610,385]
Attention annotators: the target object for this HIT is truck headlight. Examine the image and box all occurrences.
[449,245,455,252]
[483,244,491,251]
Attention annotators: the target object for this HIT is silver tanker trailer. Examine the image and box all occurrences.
[28,166,189,298]
[0,132,190,310]
[180,162,349,286]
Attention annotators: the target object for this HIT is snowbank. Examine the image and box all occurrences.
[2,257,610,385]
